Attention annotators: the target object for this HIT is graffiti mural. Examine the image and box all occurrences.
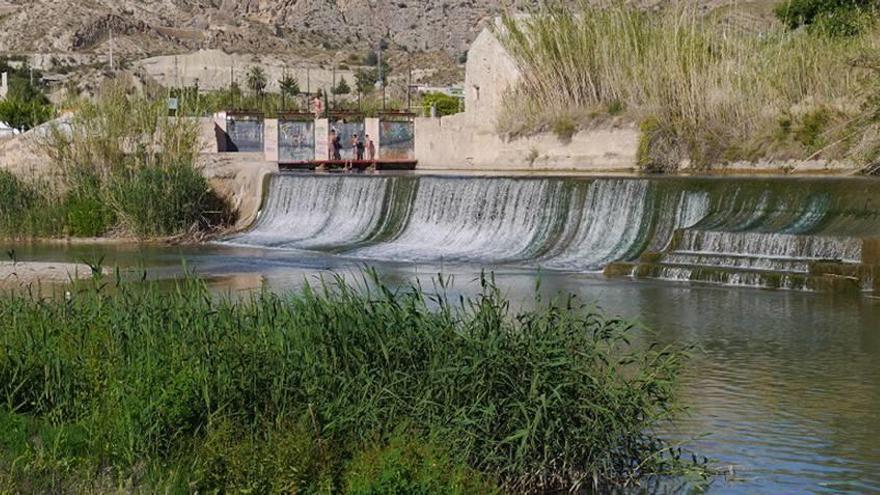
[279,120,315,162]
[226,116,264,152]
[380,121,414,160]
[329,120,365,160]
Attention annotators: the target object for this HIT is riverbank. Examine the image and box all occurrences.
[0,261,100,285]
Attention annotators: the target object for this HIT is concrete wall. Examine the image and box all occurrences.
[315,119,329,160]
[264,119,279,162]
[365,118,380,155]
[415,114,638,171]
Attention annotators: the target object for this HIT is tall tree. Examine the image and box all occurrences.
[246,66,268,96]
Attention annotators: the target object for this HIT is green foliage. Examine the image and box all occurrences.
[552,115,577,142]
[0,272,695,492]
[422,92,461,117]
[193,418,337,494]
[0,57,53,131]
[246,65,268,95]
[21,82,232,239]
[345,437,496,495]
[63,183,115,237]
[279,73,300,98]
[775,0,878,35]
[334,76,352,95]
[107,162,223,237]
[355,69,377,94]
[0,97,53,132]
[794,108,831,149]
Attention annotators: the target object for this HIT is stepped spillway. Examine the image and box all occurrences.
[224,174,880,292]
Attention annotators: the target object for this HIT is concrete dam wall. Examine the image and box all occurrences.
[223,174,880,292]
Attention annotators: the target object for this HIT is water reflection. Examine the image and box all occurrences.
[2,242,879,494]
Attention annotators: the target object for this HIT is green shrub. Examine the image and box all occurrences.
[775,0,877,34]
[552,115,577,142]
[422,92,461,117]
[107,163,224,237]
[795,108,831,150]
[193,418,338,494]
[345,436,497,495]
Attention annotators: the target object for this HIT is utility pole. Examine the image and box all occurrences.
[332,67,336,110]
[109,28,114,72]
[378,42,385,111]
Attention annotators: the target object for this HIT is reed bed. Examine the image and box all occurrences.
[0,271,698,493]
[0,82,230,239]
[498,2,880,170]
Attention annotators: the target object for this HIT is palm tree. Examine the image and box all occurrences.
[246,66,268,96]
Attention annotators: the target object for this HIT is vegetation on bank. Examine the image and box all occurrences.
[0,272,702,493]
[0,56,53,132]
[0,83,229,239]
[498,1,880,172]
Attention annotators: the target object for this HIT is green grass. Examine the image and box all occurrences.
[497,2,880,171]
[0,271,700,493]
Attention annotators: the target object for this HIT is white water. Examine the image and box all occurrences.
[223,175,878,285]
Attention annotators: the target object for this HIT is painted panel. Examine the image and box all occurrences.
[279,120,315,162]
[226,116,264,152]
[380,121,415,160]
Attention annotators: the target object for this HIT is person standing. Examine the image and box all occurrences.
[366,134,376,161]
[356,134,365,161]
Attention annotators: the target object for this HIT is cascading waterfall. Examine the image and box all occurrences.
[223,174,880,291]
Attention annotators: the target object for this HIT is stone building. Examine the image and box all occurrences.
[414,23,638,171]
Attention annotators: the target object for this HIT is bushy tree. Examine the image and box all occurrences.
[0,57,52,130]
[422,92,462,117]
[333,76,351,95]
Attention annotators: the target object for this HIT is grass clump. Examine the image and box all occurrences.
[0,81,232,240]
[0,271,699,493]
[498,2,880,171]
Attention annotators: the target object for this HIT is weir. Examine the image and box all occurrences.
[225,174,880,292]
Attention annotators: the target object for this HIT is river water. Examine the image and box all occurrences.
[4,173,880,493]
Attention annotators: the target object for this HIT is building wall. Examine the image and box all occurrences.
[414,25,639,171]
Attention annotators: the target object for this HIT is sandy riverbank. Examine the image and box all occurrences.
[0,262,100,286]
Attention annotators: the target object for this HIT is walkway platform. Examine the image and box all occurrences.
[279,160,417,171]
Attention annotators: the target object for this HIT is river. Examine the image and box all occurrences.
[3,173,880,493]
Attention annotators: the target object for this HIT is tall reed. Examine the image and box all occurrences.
[15,80,232,238]
[0,271,698,492]
[498,1,879,169]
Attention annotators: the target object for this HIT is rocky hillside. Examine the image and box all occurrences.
[0,0,777,58]
[0,0,530,57]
